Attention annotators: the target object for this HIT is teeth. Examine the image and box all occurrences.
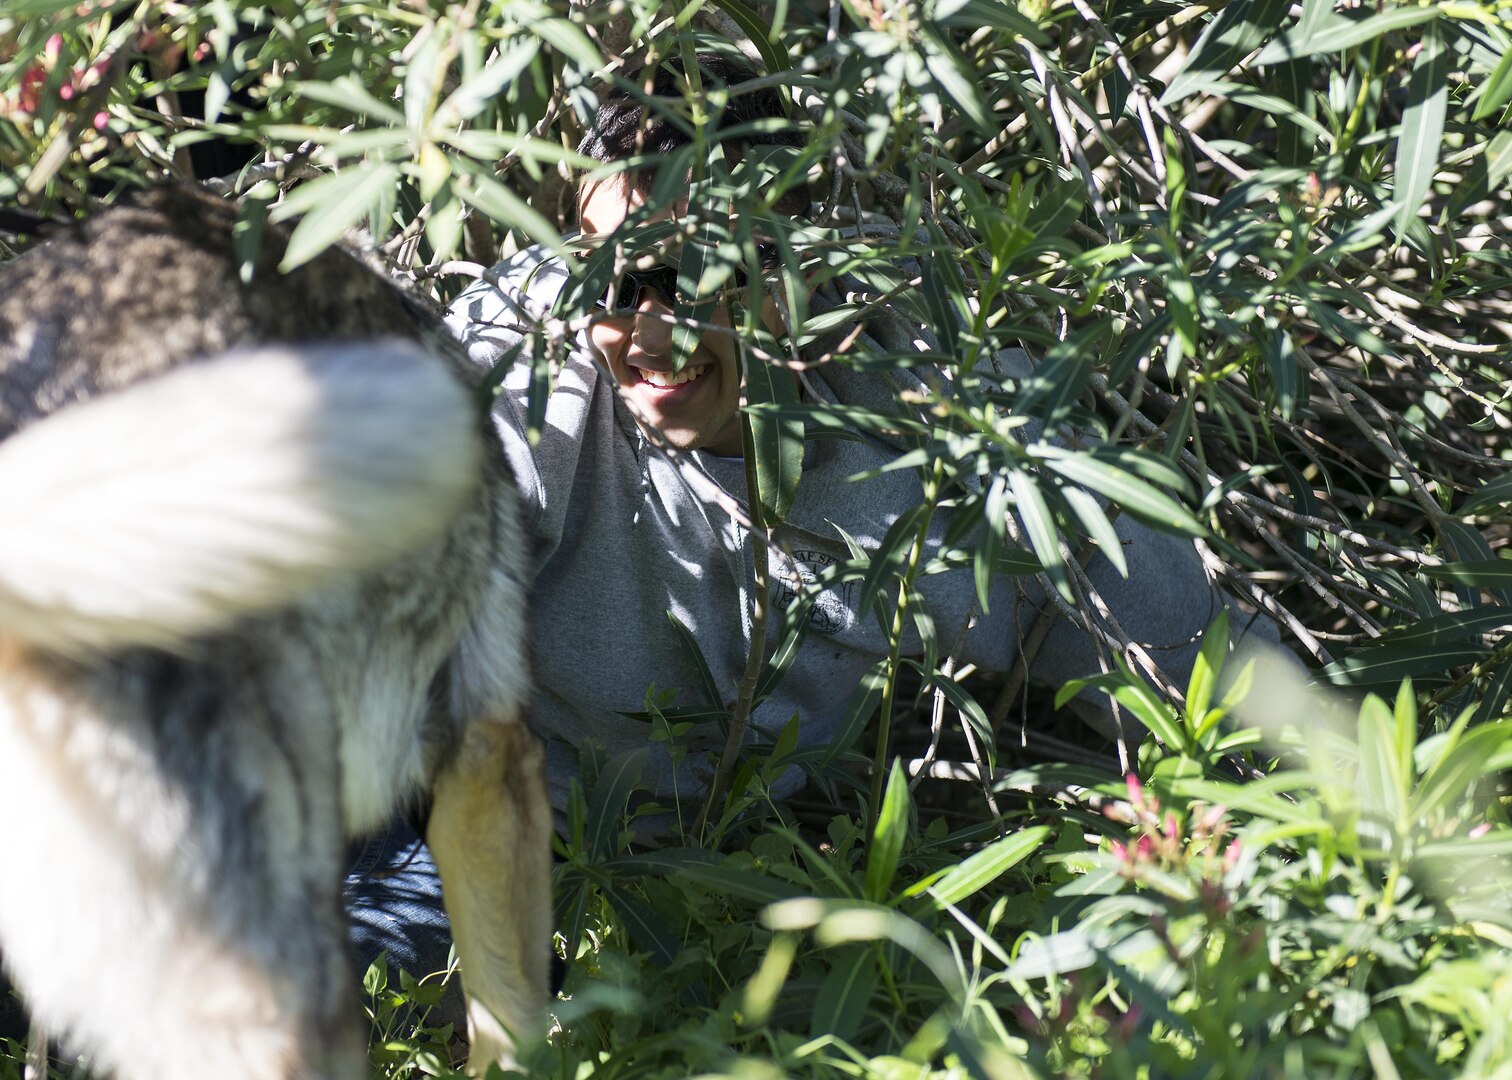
[637,365,708,387]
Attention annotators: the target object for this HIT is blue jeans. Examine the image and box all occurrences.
[345,817,463,1032]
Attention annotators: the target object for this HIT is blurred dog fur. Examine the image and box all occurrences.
[0,185,548,1079]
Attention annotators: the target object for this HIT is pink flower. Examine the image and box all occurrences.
[1468,822,1493,840]
[1223,838,1242,872]
[1109,840,1127,862]
[92,110,108,130]
[1125,773,1145,808]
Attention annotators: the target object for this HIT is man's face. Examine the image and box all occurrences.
[581,177,778,458]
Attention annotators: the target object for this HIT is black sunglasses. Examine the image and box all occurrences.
[593,244,781,314]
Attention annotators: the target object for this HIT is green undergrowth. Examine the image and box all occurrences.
[361,641,1512,1080]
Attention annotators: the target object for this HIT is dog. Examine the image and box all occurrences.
[0,184,549,1080]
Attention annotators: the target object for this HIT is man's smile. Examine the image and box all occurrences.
[633,363,711,390]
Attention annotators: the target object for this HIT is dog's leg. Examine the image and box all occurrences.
[427,715,551,1074]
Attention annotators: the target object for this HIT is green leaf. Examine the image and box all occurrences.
[531,16,602,71]
[974,475,1009,612]
[746,352,804,523]
[708,0,793,76]
[1412,718,1512,822]
[1421,560,1512,587]
[1324,640,1487,688]
[666,610,725,709]
[1037,448,1203,537]
[585,748,647,861]
[1357,693,1405,823]
[860,504,931,616]
[1459,474,1512,517]
[1186,609,1229,734]
[1471,41,1512,121]
[1161,0,1294,104]
[923,825,1050,908]
[440,38,541,123]
[937,0,1047,41]
[1254,7,1442,63]
[294,76,406,125]
[1264,324,1303,420]
[917,665,995,768]
[1474,657,1512,725]
[1393,23,1449,237]
[865,759,911,902]
[1010,468,1070,603]
[820,660,889,768]
[811,947,878,1041]
[453,159,563,250]
[1486,131,1512,193]
[921,28,994,133]
[274,162,402,271]
[1056,660,1186,752]
[1004,931,1098,980]
[604,849,802,904]
[1065,485,1128,578]
[598,881,681,966]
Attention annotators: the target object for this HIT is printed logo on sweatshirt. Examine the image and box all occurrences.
[772,549,854,635]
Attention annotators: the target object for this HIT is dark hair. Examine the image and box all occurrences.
[577,53,808,214]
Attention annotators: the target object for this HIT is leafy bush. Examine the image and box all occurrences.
[2,0,1510,1076]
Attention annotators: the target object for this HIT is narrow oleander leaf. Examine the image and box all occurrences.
[925,826,1051,908]
[1186,609,1229,733]
[585,748,647,861]
[865,759,911,902]
[1264,323,1302,420]
[1421,560,1512,587]
[1412,719,1512,821]
[860,504,930,616]
[1010,468,1070,603]
[598,881,680,965]
[1037,450,1203,537]
[275,162,401,270]
[921,28,994,134]
[1062,486,1127,579]
[1254,7,1441,63]
[604,849,802,904]
[708,0,792,75]
[1162,0,1293,104]
[1394,23,1449,236]
[455,164,564,249]
[1471,38,1512,121]
[810,947,878,1040]
[1460,474,1512,517]
[666,610,725,709]
[974,475,1009,612]
[819,660,889,768]
[531,16,602,71]
[746,349,804,523]
[441,38,541,123]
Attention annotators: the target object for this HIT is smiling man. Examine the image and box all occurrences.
[345,52,1254,1021]
[577,175,751,456]
[441,51,1239,814]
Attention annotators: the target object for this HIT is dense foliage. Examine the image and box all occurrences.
[2,0,1510,1076]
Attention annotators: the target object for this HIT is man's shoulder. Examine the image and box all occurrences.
[443,246,574,374]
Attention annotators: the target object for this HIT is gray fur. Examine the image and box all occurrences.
[0,186,545,1080]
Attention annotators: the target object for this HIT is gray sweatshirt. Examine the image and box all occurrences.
[444,248,1224,814]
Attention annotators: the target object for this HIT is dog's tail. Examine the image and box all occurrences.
[0,341,482,655]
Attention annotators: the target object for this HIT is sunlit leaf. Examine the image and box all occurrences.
[1393,23,1449,236]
